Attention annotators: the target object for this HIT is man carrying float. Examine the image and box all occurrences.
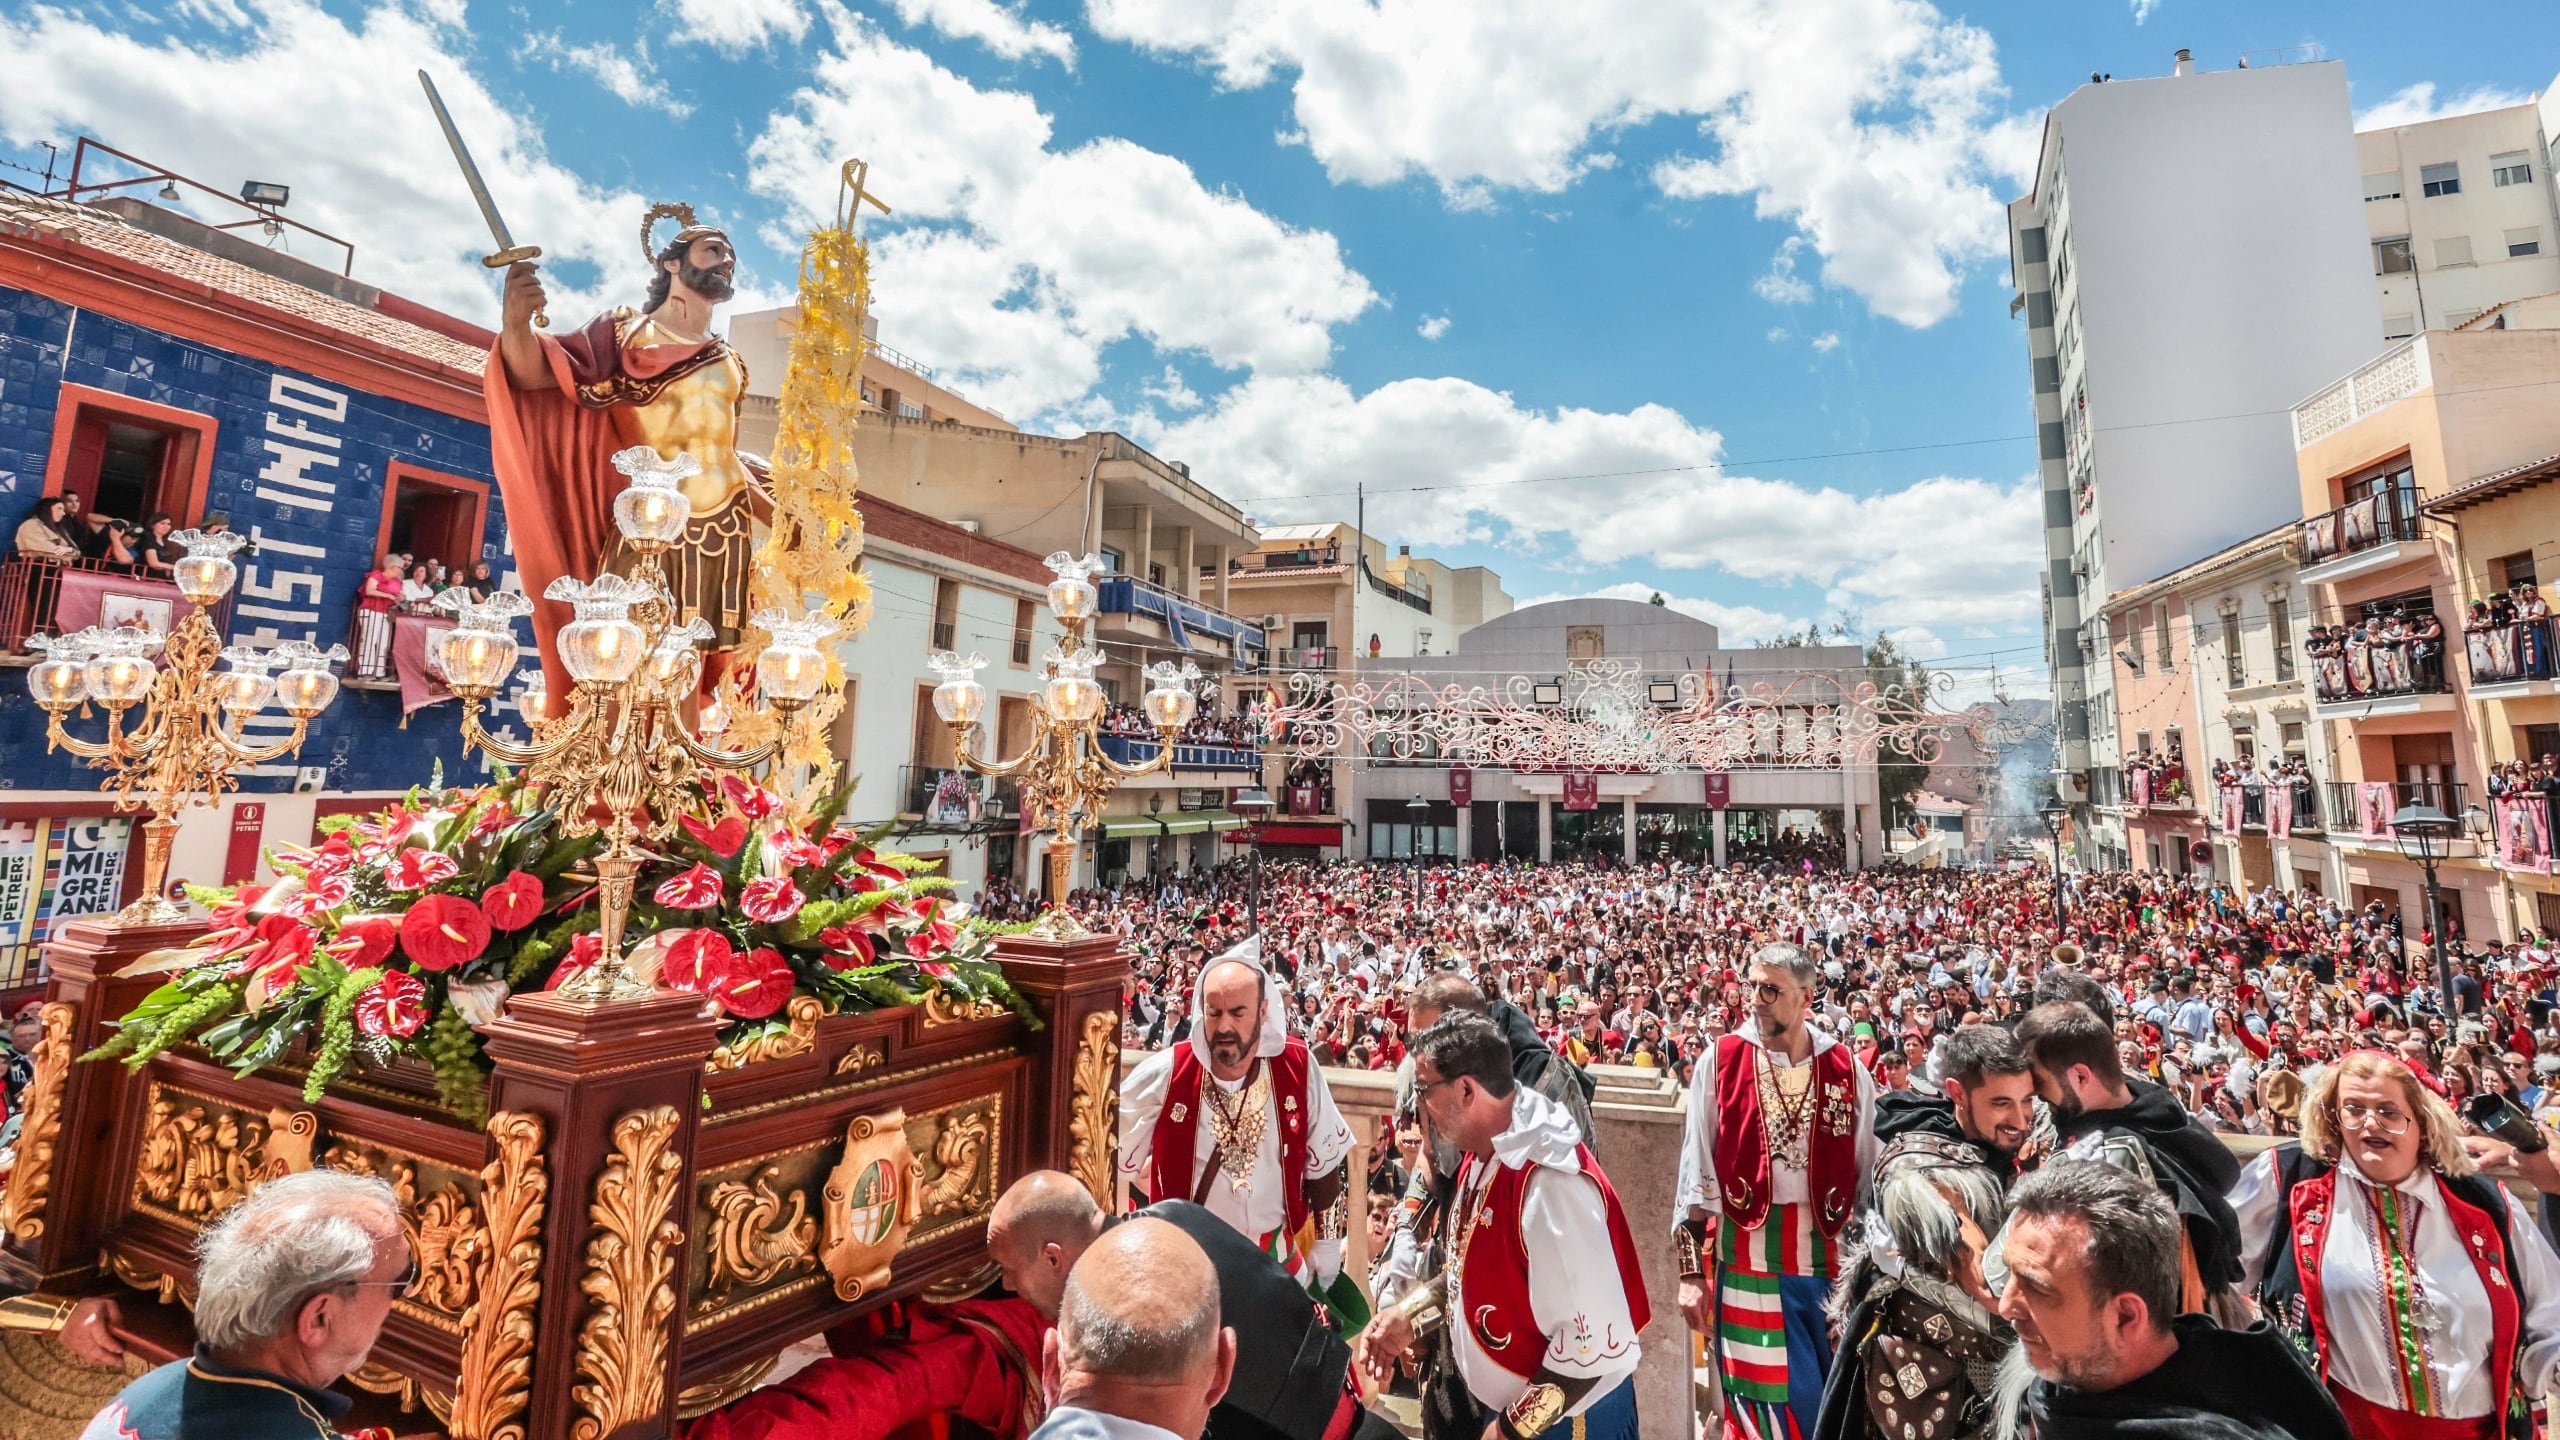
[1118,938,1362,1322]
[1361,1011,1650,1440]
[1676,942,1876,1440]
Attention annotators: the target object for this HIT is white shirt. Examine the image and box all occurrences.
[1449,1086,1643,1417]
[1674,1020,1877,1223]
[1117,1048,1356,1246]
[2230,1148,2560,1416]
[1028,1405,1187,1440]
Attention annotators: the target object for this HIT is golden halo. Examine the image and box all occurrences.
[640,201,700,265]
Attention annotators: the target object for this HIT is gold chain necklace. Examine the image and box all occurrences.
[1203,1062,1271,1194]
[1758,1048,1817,1169]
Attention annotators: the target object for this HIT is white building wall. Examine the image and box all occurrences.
[2360,90,2560,338]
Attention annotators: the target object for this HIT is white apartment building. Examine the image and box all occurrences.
[2360,76,2560,340]
[2011,50,2380,867]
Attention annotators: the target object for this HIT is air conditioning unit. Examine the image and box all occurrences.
[1260,614,1283,631]
[952,519,982,534]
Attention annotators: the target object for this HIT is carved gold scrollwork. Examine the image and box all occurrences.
[128,1086,321,1223]
[102,1249,186,1307]
[347,1362,430,1414]
[820,1110,916,1302]
[572,1106,687,1440]
[450,1112,546,1440]
[412,1185,484,1315]
[703,1164,817,1296]
[1,1003,74,1242]
[676,1357,779,1420]
[920,991,1006,1028]
[918,1111,991,1219]
[262,1106,320,1179]
[709,995,825,1071]
[1066,1010,1119,1209]
[834,1043,884,1076]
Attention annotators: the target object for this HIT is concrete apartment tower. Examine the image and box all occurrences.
[2012,51,2379,867]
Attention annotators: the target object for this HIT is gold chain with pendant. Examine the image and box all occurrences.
[1758,1049,1817,1169]
[1204,1062,1271,1194]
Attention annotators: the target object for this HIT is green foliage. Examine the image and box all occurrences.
[304,966,386,1101]
[423,1000,488,1123]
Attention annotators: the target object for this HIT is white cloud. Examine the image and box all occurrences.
[526,33,692,117]
[1811,331,1841,353]
[746,11,1377,420]
[1519,582,1811,645]
[882,0,1074,65]
[1753,238,1812,305]
[1417,313,1451,341]
[2129,0,2161,24]
[2354,81,2533,132]
[1765,327,1788,342]
[661,0,808,52]
[1088,0,2031,326]
[1143,364,1203,411]
[0,0,658,325]
[1134,372,2044,634]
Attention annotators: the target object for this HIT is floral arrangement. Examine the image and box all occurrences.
[90,772,1029,1121]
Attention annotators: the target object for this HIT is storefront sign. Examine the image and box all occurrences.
[224,803,267,885]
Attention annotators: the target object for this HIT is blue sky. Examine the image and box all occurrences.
[4,0,2558,694]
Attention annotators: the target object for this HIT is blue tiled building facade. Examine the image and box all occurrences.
[0,282,506,795]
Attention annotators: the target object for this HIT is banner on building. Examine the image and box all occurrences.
[1562,773,1598,811]
[1449,766,1472,807]
[0,815,133,986]
[1702,771,1730,810]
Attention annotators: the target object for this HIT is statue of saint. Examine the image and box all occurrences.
[483,204,762,695]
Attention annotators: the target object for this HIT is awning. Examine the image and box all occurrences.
[1204,812,1247,831]
[1158,814,1212,835]
[1098,817,1162,838]
[1234,821,1345,847]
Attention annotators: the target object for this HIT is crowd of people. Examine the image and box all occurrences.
[2467,584,2554,685]
[2307,608,2449,702]
[1099,700,1263,752]
[2204,756,2318,831]
[353,549,498,677]
[2122,747,2188,807]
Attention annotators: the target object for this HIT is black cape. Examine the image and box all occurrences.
[2024,1314,2350,1440]
[1122,1201,1399,1440]
[2057,1078,2245,1287]
[1870,1089,2018,1184]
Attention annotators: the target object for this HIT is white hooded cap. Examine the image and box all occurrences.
[1188,933,1290,1067]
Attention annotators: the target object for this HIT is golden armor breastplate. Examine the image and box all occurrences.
[608,316,752,515]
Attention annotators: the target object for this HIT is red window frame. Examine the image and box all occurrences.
[372,459,491,574]
[41,383,220,526]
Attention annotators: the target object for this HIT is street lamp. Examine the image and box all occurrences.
[1233,784,1275,933]
[2389,802,2462,1014]
[2039,796,2069,936]
[1408,793,1431,906]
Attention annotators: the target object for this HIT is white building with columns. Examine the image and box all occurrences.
[1333,598,1885,869]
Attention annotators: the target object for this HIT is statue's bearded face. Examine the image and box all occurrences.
[671,235,736,302]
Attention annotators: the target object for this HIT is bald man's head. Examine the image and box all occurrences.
[1057,1218,1224,1384]
[1199,960,1265,1078]
[988,1171,1105,1318]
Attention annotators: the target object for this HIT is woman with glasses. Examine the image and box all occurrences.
[2229,1049,2560,1438]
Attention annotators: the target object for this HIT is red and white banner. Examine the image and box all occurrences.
[391,613,457,717]
[1449,766,1472,807]
[1562,773,1599,811]
[1702,771,1730,810]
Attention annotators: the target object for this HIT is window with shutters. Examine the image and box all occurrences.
[2493,152,2534,187]
[2362,170,2403,201]
[2270,597,2295,683]
[2383,313,2416,341]
[2420,162,2461,197]
[2435,235,2475,268]
[2508,227,2542,258]
[2376,238,2414,274]
[2222,611,2244,688]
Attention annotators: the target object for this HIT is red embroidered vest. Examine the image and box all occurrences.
[2288,1168,2520,1420]
[1149,1039,1315,1238]
[1711,1032,1859,1236]
[1456,1142,1655,1379]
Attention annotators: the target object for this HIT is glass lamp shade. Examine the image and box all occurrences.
[1046,573,1097,622]
[28,657,87,711]
[608,446,702,549]
[932,675,989,726]
[758,643,827,705]
[172,553,237,604]
[518,671,550,720]
[275,665,339,718]
[646,643,703,696]
[83,650,157,706]
[1141,682,1198,732]
[214,668,276,716]
[560,617,645,685]
[436,627,520,697]
[1043,673,1105,725]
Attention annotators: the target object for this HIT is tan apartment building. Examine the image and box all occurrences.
[2358,78,2560,340]
[2289,321,2560,940]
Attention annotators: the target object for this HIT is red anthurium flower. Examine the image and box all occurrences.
[739,876,805,925]
[654,864,725,910]
[544,932,605,992]
[353,971,429,1039]
[770,834,828,871]
[330,915,399,969]
[660,929,736,996]
[903,929,943,961]
[816,924,874,968]
[384,848,461,893]
[723,946,795,1019]
[481,870,546,932]
[240,920,321,1008]
[471,799,518,839]
[283,870,353,918]
[916,961,955,981]
[679,814,748,858]
[719,775,782,822]
[400,894,491,971]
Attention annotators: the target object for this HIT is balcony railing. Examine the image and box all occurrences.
[2490,792,2558,874]
[2322,779,2468,842]
[2465,619,2555,687]
[1095,573,1267,657]
[2299,483,2423,568]
[2207,779,2326,834]
[1283,645,1338,671]
[2308,621,2453,704]
[900,765,1018,827]
[0,553,237,652]
[2294,339,2431,447]
[1095,733,1262,772]
[1225,548,1345,573]
[2118,766,2194,810]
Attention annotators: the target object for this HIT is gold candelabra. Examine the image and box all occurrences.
[28,530,344,926]
[931,553,1203,939]
[441,448,838,1000]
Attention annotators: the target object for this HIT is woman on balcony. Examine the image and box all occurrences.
[13,495,81,565]
[135,513,181,581]
[2518,585,2551,679]
[2410,609,2446,692]
[354,552,404,680]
